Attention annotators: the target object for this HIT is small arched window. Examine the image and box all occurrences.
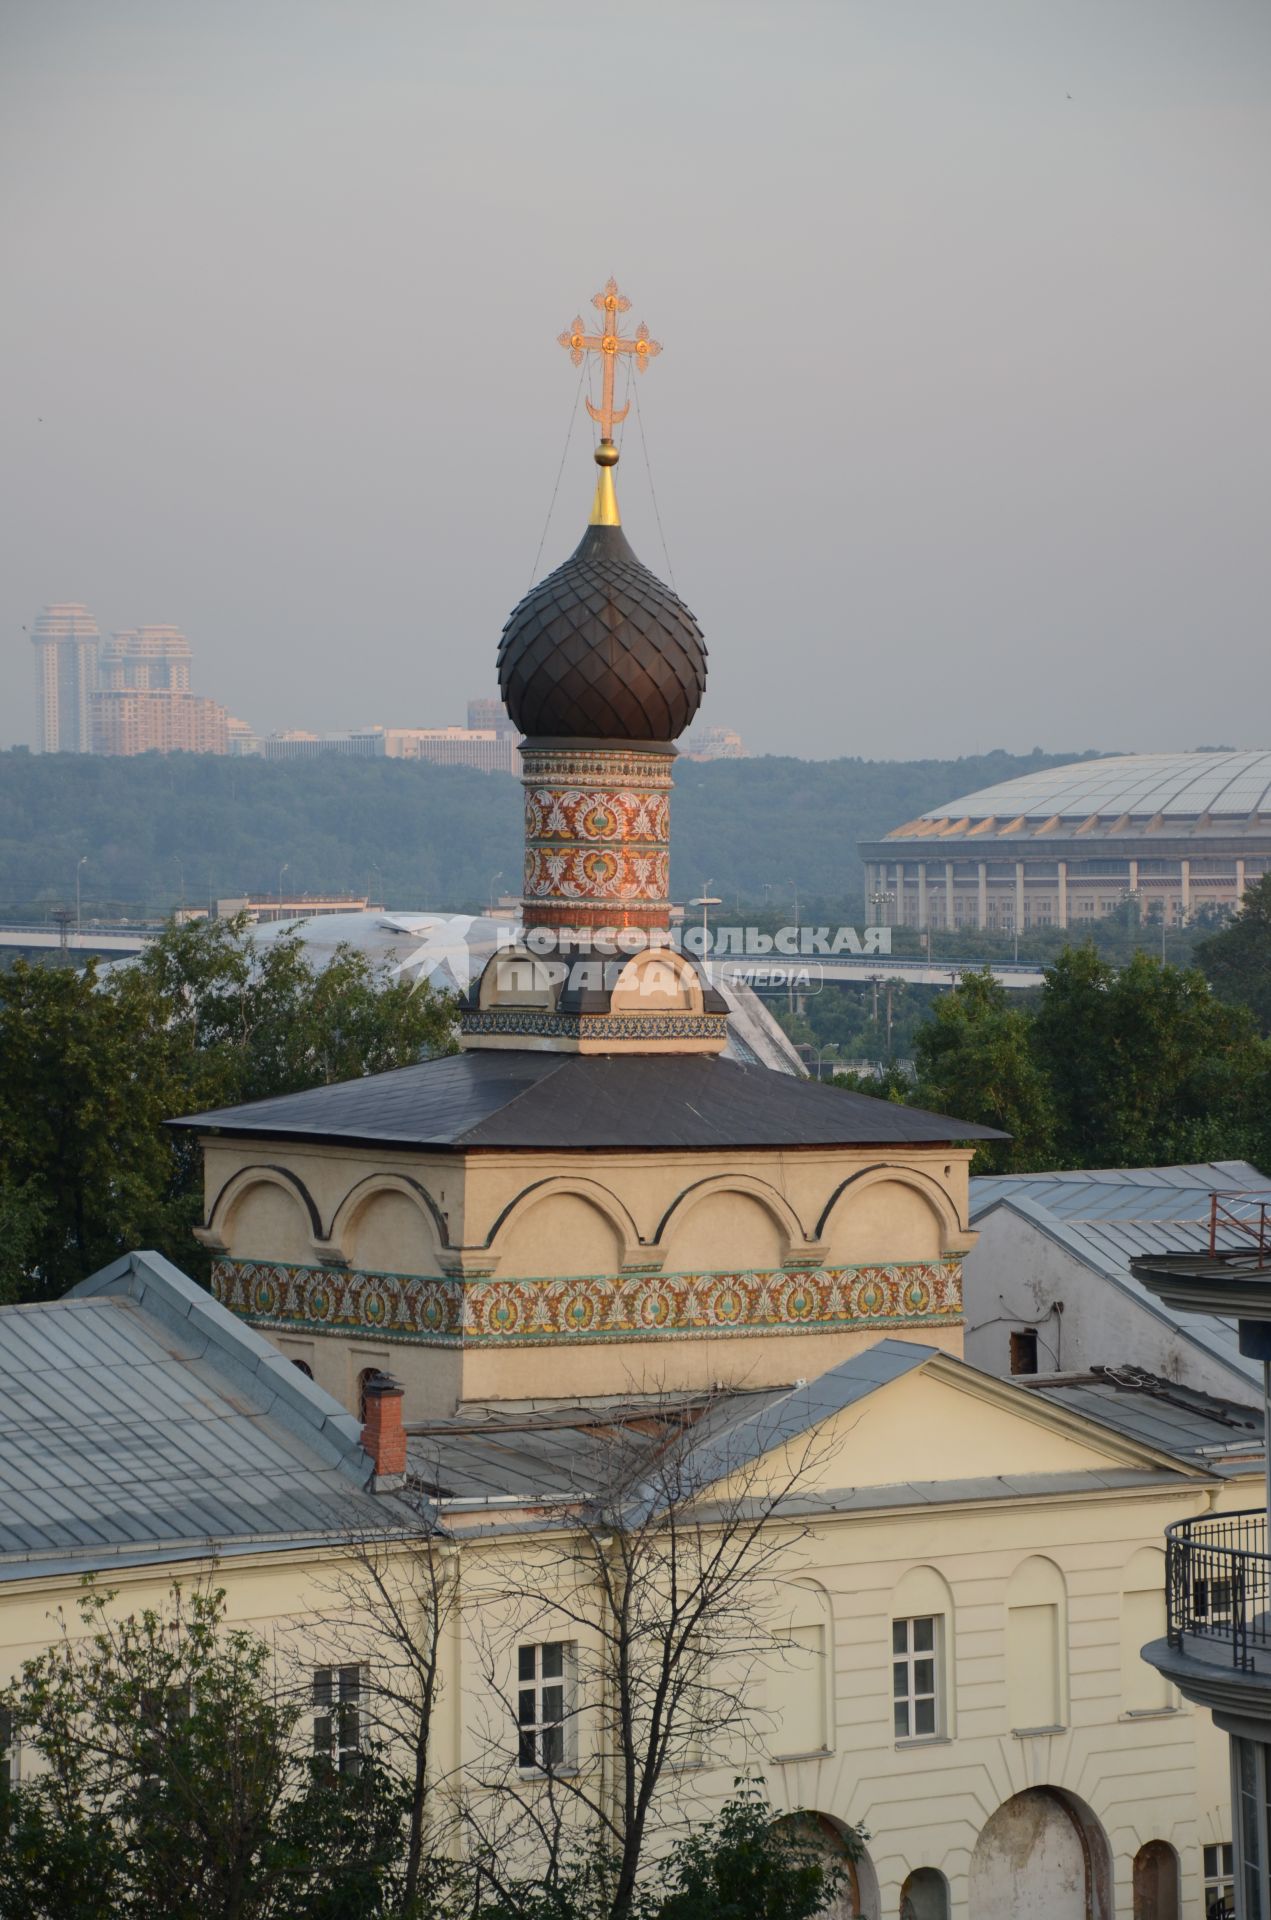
[291,1359,314,1379]
[1005,1555,1068,1732]
[901,1866,950,1920]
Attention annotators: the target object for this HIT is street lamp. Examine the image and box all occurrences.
[689,887,723,954]
[278,862,289,921]
[488,872,504,914]
[75,856,87,939]
[870,888,896,928]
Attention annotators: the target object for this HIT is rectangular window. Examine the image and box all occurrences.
[1204,1840,1234,1915]
[517,1642,572,1771]
[313,1665,364,1774]
[1009,1329,1038,1375]
[893,1616,940,1739]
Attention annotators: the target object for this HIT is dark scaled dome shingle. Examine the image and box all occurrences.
[498,523,707,741]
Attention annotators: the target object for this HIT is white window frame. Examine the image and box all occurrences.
[893,1614,942,1741]
[1204,1839,1235,1917]
[313,1663,366,1774]
[517,1640,574,1773]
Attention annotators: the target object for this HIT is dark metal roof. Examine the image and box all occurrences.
[498,522,707,741]
[171,1049,1005,1152]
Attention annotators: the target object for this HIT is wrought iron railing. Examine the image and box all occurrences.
[1167,1509,1271,1671]
[1208,1192,1271,1264]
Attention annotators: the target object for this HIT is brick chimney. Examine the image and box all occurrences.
[360,1374,407,1489]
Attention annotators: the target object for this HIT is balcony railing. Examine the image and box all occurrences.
[1208,1192,1271,1264]
[1167,1509,1271,1671]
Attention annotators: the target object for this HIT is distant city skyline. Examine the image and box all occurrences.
[3,4,1269,760]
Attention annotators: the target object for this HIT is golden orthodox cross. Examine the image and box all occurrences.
[558,278,662,442]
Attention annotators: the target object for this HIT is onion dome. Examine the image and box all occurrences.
[498,449,707,743]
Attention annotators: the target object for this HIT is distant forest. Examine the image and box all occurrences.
[0,745,1101,920]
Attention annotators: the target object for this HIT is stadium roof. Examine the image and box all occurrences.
[883,750,1271,840]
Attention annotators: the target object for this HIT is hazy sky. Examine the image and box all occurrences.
[3,1,1268,760]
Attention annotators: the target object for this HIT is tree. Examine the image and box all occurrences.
[0,1582,414,1920]
[1031,946,1266,1168]
[912,969,1055,1172]
[313,1517,461,1916]
[653,1784,849,1920]
[1198,873,1271,1034]
[0,958,186,1300]
[455,1388,858,1920]
[472,1785,848,1920]
[0,918,456,1303]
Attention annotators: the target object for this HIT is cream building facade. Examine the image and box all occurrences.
[0,1251,1254,1920]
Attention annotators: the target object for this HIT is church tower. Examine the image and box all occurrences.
[182,279,997,1418]
[463,278,726,1055]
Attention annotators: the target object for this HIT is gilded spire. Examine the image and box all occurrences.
[558,277,662,528]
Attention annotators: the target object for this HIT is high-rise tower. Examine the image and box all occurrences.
[30,603,99,753]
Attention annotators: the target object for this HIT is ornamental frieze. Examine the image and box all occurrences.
[520,746,676,790]
[523,845,670,902]
[212,1255,963,1348]
[459,1008,729,1041]
[525,786,670,845]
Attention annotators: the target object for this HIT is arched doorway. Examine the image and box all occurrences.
[969,1788,1113,1920]
[1133,1841,1180,1920]
[900,1866,949,1919]
[774,1814,880,1919]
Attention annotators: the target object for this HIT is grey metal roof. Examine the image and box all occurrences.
[406,1340,935,1513]
[172,1050,1003,1153]
[901,751,1271,829]
[1033,1368,1264,1474]
[0,1252,411,1578]
[407,1338,1199,1521]
[969,1163,1271,1393]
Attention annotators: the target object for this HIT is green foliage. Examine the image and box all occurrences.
[0,745,1095,919]
[470,1784,854,1920]
[652,1785,856,1920]
[0,1583,416,1920]
[0,917,456,1302]
[913,971,1056,1172]
[881,944,1271,1173]
[1197,873,1271,1035]
[1031,947,1264,1168]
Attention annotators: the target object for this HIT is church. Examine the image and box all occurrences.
[0,282,1251,1920]
[177,280,997,1424]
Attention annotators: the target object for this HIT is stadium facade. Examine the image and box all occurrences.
[860,750,1271,932]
